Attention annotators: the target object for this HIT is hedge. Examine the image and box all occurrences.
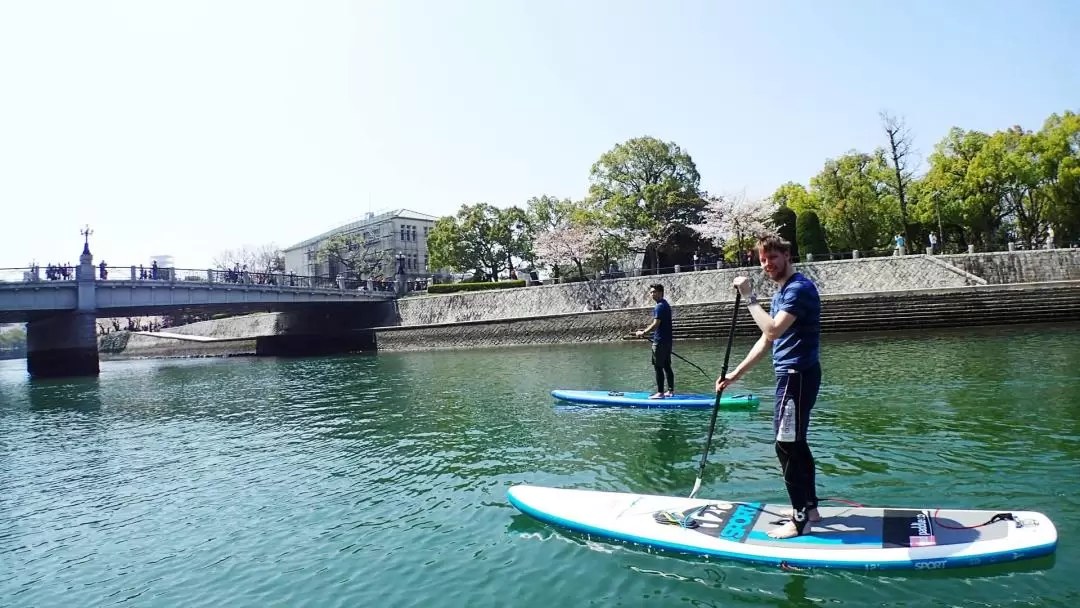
[427,280,526,294]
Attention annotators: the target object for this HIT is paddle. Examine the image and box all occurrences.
[622,334,712,381]
[689,289,741,500]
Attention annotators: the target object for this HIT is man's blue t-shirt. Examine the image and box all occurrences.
[770,273,820,371]
[652,299,673,345]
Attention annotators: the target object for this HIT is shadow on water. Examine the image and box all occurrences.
[25,377,103,413]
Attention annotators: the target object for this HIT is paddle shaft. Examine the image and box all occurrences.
[625,334,712,381]
[690,290,741,498]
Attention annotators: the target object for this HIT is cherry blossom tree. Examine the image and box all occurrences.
[533,225,600,279]
[691,191,777,259]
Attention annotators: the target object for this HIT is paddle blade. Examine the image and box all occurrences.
[689,477,702,499]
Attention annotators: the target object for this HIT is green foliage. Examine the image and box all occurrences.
[0,326,27,359]
[796,210,829,256]
[427,280,526,294]
[770,182,821,215]
[586,136,705,265]
[426,203,532,281]
[421,109,1079,281]
[771,205,799,259]
[809,151,896,252]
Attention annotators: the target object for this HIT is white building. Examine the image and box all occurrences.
[282,209,439,283]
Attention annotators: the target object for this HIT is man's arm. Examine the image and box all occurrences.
[746,302,797,342]
[636,318,660,337]
[723,334,770,383]
[735,277,798,341]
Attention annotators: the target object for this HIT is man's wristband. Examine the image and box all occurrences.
[747,293,758,306]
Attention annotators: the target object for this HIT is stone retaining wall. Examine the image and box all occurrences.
[938,248,1080,284]
[397,255,977,326]
[99,333,256,360]
[376,281,1080,352]
[375,309,647,352]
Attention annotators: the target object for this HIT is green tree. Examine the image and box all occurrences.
[0,326,27,360]
[771,205,799,259]
[913,127,993,250]
[1037,110,1080,244]
[426,203,531,281]
[586,136,705,269]
[770,181,821,216]
[810,151,894,252]
[796,210,829,257]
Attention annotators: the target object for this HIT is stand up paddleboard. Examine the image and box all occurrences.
[507,485,1057,571]
[551,389,760,409]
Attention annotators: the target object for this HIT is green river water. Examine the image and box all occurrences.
[1,324,1079,607]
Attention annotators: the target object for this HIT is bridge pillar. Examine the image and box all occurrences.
[27,312,99,378]
[27,238,100,379]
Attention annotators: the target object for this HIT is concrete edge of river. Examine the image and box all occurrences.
[97,279,1080,360]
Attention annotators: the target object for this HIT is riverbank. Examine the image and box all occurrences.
[96,249,1080,359]
[374,280,1080,351]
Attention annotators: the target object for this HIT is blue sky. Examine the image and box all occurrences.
[1,0,1077,271]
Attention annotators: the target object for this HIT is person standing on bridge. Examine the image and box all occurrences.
[716,234,822,539]
[635,283,674,399]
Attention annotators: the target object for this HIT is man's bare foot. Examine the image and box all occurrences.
[648,392,665,399]
[767,521,801,539]
[664,390,674,397]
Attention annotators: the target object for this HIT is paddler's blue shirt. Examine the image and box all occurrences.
[652,298,672,345]
[770,273,820,371]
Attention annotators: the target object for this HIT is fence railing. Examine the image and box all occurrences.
[533,243,1079,284]
[0,265,432,294]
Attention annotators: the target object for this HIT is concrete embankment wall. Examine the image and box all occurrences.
[375,281,1080,352]
[396,250,1078,326]
[397,254,984,325]
[938,249,1080,284]
[98,249,1079,359]
[97,313,280,360]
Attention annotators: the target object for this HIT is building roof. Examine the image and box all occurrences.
[284,208,440,251]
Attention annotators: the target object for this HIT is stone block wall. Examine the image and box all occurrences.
[376,308,651,352]
[938,248,1080,284]
[397,255,976,326]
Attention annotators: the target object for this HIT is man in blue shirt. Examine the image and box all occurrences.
[716,235,822,539]
[636,283,674,399]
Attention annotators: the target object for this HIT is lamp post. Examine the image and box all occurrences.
[395,251,407,296]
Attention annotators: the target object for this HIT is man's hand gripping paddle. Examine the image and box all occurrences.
[689,289,741,499]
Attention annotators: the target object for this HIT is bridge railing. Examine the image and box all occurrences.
[0,265,417,294]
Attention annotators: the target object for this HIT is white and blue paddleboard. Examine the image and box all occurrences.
[551,390,760,409]
[507,485,1057,571]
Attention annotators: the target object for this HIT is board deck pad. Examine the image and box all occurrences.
[551,389,760,409]
[507,485,1057,570]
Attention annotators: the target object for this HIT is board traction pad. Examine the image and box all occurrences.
[658,502,1009,550]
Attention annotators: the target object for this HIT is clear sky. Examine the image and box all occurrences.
[1,0,1077,271]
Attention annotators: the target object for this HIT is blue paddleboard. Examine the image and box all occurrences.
[551,389,759,409]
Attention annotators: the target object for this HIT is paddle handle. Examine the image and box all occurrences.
[689,290,741,498]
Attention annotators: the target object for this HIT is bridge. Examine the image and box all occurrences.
[1,240,403,380]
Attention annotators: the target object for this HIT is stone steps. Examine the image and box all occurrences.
[667,285,1080,339]
[673,298,1079,326]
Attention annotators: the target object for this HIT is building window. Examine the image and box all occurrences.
[423,254,428,270]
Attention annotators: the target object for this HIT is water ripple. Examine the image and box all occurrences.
[0,327,1078,606]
